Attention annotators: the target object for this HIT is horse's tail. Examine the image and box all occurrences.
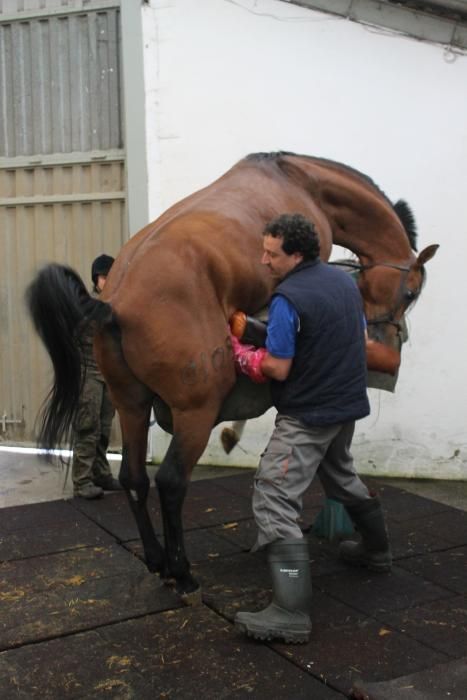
[25,263,112,451]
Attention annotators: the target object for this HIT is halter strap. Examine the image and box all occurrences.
[329,260,411,273]
[328,259,413,333]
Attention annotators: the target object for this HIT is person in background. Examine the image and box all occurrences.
[72,254,122,499]
[230,213,392,644]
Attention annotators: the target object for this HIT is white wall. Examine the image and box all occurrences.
[142,0,467,479]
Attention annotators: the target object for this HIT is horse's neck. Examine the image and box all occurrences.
[324,195,403,262]
[293,158,412,263]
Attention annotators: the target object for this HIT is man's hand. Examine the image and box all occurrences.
[230,333,268,383]
[366,338,400,375]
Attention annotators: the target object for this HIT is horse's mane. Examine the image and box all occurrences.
[245,151,418,251]
[393,199,418,251]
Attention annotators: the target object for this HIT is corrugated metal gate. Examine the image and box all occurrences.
[0,0,126,442]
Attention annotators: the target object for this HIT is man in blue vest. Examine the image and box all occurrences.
[231,213,392,643]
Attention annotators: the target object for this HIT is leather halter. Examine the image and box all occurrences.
[328,259,417,332]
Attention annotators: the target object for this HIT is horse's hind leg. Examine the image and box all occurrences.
[155,405,218,599]
[94,330,166,576]
[119,408,168,575]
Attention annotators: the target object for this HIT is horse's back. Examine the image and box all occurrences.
[106,155,334,306]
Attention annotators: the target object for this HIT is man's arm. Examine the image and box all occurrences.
[230,295,298,383]
[261,353,292,381]
[262,295,297,380]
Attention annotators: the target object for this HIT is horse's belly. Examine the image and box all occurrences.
[153,374,272,434]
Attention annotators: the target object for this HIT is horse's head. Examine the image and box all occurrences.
[358,244,439,369]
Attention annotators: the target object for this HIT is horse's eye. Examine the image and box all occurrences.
[405,289,417,302]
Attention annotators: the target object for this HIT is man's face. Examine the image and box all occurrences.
[96,274,108,292]
[261,234,303,281]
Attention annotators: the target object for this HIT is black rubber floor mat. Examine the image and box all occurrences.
[350,656,467,699]
[0,606,346,699]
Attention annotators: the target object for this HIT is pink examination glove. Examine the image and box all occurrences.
[230,333,268,384]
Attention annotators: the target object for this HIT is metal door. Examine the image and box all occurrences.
[0,1,126,442]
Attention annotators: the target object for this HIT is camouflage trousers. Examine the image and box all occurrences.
[72,374,115,489]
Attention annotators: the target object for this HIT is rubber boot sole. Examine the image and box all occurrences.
[234,619,311,644]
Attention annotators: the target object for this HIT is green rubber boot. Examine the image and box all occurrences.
[339,497,392,572]
[235,538,312,644]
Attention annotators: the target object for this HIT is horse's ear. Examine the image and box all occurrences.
[416,244,439,268]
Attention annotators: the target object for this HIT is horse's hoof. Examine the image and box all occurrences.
[146,562,163,574]
[180,586,203,607]
[161,576,176,588]
[220,427,239,454]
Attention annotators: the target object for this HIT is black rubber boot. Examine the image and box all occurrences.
[234,538,312,643]
[339,497,392,572]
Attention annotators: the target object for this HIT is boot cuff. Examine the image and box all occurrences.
[268,538,309,562]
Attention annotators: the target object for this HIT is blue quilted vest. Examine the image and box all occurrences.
[270,260,370,426]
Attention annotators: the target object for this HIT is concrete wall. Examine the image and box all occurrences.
[141,0,467,479]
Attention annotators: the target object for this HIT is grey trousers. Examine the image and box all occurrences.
[252,413,371,549]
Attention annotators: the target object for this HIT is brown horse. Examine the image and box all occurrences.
[27,152,438,599]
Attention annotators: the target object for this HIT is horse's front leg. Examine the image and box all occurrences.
[155,406,217,600]
[119,412,167,576]
[220,419,246,453]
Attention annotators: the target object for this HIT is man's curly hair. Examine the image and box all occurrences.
[263,213,320,261]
